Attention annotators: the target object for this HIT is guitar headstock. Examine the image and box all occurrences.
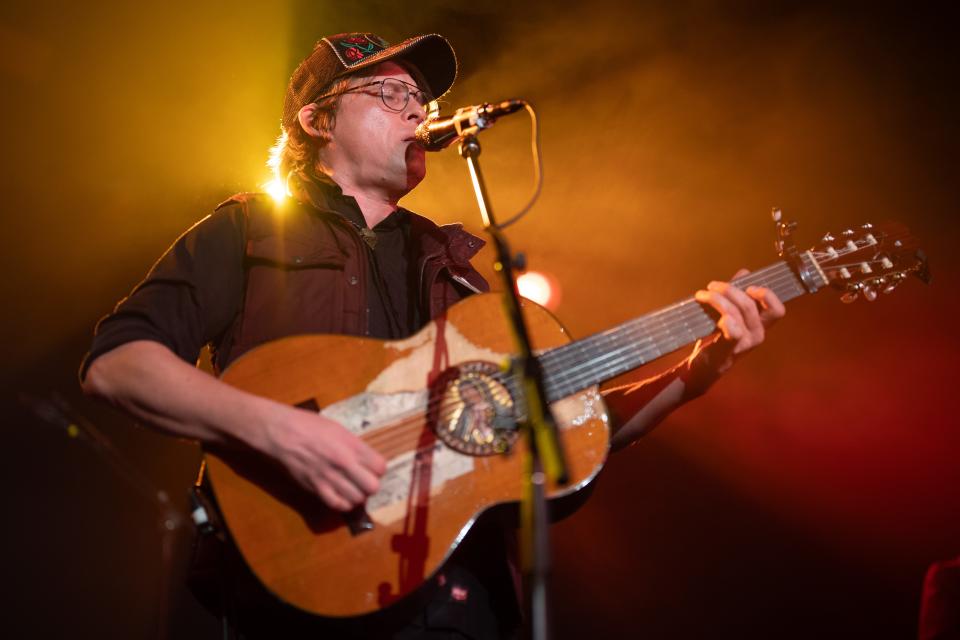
[808,222,930,302]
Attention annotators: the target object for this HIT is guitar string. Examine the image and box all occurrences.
[552,278,806,387]
[536,228,914,396]
[351,241,914,458]
[361,263,813,454]
[541,264,803,390]
[362,267,806,457]
[379,263,916,452]
[362,267,794,428]
[385,232,908,424]
[360,265,807,457]
[537,240,914,393]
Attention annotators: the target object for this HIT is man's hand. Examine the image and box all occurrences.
[604,269,785,448]
[82,340,386,514]
[263,407,388,512]
[686,268,786,394]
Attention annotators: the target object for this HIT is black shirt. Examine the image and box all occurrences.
[294,171,421,340]
[82,174,419,377]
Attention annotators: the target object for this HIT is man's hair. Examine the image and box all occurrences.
[267,74,356,184]
[268,62,430,186]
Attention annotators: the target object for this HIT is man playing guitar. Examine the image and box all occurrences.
[81,32,784,638]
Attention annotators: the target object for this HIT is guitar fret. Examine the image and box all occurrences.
[540,260,805,401]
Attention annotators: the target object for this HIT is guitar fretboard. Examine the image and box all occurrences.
[538,257,817,401]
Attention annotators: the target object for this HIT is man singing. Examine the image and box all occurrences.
[81,32,784,638]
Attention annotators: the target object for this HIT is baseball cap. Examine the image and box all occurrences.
[282,32,457,130]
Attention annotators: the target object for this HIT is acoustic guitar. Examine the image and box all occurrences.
[204,221,927,618]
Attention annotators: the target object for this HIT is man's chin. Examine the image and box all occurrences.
[405,144,427,190]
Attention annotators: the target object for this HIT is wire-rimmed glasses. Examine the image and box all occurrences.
[312,78,437,116]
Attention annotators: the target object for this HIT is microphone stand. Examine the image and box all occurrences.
[457,133,569,640]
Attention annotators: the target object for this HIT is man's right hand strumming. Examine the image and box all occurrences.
[82,339,386,512]
[263,406,387,511]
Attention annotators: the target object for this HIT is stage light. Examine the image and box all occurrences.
[517,270,561,310]
[263,177,287,203]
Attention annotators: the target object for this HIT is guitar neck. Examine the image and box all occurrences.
[538,255,823,401]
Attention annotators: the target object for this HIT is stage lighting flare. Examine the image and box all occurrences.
[517,270,561,310]
[263,177,288,203]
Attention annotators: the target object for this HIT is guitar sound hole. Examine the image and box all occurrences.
[433,361,518,456]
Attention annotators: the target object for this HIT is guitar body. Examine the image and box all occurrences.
[201,219,928,620]
[204,293,611,618]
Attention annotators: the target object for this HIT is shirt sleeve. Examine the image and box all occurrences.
[79,205,246,380]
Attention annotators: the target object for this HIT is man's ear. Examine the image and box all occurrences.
[297,103,323,138]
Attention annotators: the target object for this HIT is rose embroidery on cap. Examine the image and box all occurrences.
[336,34,387,65]
[343,47,363,61]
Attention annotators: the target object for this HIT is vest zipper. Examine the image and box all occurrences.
[449,273,482,294]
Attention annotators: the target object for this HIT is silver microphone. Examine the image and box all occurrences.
[414,99,526,151]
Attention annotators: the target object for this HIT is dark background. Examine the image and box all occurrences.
[2,1,957,638]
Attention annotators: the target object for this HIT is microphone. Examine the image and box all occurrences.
[414,99,526,151]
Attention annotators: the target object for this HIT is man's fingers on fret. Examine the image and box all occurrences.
[747,286,786,325]
[719,283,765,338]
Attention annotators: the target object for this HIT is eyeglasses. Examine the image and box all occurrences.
[312,78,437,115]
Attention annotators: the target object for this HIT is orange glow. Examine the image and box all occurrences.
[517,270,561,310]
[263,177,288,203]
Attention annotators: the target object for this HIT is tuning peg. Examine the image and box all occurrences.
[840,282,861,303]
[842,229,855,238]
[862,286,878,302]
[861,223,873,230]
[773,209,799,258]
[822,232,836,243]
[882,273,905,294]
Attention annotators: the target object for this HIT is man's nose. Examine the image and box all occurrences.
[404,100,426,125]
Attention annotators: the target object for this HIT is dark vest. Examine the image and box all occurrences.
[212,193,488,372]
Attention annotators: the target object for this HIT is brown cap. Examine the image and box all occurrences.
[281,33,457,130]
